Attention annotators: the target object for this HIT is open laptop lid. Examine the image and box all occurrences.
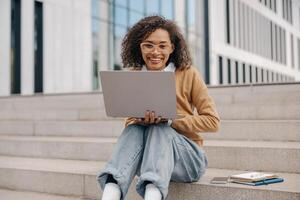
[99,71,177,119]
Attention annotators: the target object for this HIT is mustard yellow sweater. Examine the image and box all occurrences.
[125,66,220,146]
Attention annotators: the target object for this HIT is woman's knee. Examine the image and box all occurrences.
[146,124,177,138]
[121,124,145,138]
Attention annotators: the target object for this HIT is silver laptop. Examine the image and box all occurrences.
[99,71,177,119]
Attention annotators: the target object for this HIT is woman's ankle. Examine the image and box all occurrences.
[106,174,118,184]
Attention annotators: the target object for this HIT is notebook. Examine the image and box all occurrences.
[99,71,177,119]
[229,172,284,186]
[230,172,279,182]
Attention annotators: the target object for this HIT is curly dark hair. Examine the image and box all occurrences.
[121,15,192,69]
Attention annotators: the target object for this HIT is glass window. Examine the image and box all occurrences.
[92,0,100,90]
[129,11,144,27]
[146,0,159,15]
[187,0,195,25]
[226,0,230,44]
[282,0,286,19]
[249,65,252,83]
[11,0,21,94]
[129,0,143,13]
[115,6,128,26]
[114,25,127,38]
[243,63,246,83]
[289,0,293,24]
[92,0,100,18]
[227,58,231,84]
[255,67,258,82]
[218,56,223,84]
[235,61,239,84]
[115,0,127,7]
[270,22,273,60]
[298,38,300,71]
[114,25,127,69]
[92,19,100,33]
[161,0,174,19]
[283,29,286,64]
[34,1,43,93]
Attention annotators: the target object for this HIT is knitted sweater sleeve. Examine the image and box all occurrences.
[171,69,220,134]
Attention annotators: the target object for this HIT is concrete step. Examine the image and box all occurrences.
[0,108,109,121]
[0,121,35,136]
[217,104,300,120]
[1,120,299,142]
[204,120,300,141]
[0,156,101,199]
[0,85,299,112]
[211,90,300,105]
[0,120,123,137]
[75,104,300,120]
[0,156,299,200]
[0,189,90,200]
[0,109,80,121]
[0,136,299,173]
[0,89,299,120]
[0,93,104,111]
[0,103,299,120]
[204,140,300,173]
[2,93,299,113]
[208,83,300,107]
[209,82,300,94]
[0,136,116,161]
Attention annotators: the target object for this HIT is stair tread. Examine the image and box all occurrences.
[0,135,117,143]
[1,135,300,148]
[1,119,300,122]
[0,189,86,200]
[0,156,299,193]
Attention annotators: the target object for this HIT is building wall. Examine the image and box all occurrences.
[43,0,92,93]
[210,0,300,85]
[1,0,300,97]
[0,0,92,96]
[21,0,34,95]
[0,0,11,96]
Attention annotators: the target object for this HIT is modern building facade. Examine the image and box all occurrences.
[0,0,300,96]
[210,0,300,85]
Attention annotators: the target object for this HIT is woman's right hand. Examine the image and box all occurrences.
[136,111,167,125]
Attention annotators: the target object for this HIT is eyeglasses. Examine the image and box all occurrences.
[140,42,173,53]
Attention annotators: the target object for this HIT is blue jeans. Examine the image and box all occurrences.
[97,123,207,200]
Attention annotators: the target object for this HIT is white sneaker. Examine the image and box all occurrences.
[144,183,162,200]
[102,182,121,200]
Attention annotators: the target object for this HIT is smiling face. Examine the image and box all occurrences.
[140,28,174,71]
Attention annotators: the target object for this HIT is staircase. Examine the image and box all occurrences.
[0,83,299,200]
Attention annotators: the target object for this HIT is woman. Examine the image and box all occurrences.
[97,15,220,200]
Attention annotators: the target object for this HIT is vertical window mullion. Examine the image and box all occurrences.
[235,61,239,84]
[11,0,21,94]
[219,56,223,84]
[226,0,230,44]
[227,59,231,84]
[34,1,44,93]
[291,34,294,68]
[289,0,292,23]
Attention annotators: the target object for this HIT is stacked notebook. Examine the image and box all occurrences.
[229,172,284,186]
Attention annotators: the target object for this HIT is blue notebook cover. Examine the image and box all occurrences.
[232,178,284,186]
